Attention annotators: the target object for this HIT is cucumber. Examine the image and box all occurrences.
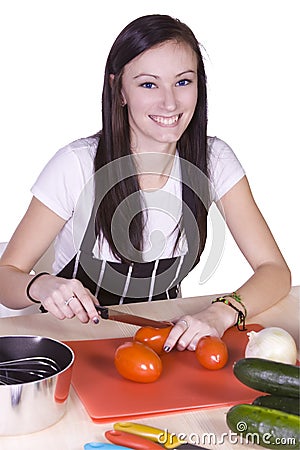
[226,403,300,449]
[253,394,300,416]
[233,357,300,398]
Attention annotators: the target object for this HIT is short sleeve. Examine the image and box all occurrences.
[207,136,245,202]
[30,139,94,220]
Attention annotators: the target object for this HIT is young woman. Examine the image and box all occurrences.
[0,14,290,352]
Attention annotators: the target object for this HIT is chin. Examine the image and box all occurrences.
[158,134,182,144]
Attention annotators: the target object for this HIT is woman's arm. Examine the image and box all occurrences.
[0,196,100,323]
[164,175,291,351]
[216,175,291,317]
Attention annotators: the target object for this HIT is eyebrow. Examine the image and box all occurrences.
[133,70,196,79]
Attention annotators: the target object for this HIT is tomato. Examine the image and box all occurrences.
[133,325,173,355]
[114,341,162,383]
[195,336,228,370]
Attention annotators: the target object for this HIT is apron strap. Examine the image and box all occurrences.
[58,157,208,303]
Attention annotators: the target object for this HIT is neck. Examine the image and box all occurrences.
[130,136,177,157]
[132,151,176,191]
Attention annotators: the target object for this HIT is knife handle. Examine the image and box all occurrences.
[95,304,109,319]
[113,423,181,449]
[84,442,133,450]
[105,430,163,450]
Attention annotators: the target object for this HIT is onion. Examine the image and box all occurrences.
[245,327,298,364]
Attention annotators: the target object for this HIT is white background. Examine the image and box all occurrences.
[0,0,299,297]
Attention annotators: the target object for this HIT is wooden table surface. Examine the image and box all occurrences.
[0,286,299,450]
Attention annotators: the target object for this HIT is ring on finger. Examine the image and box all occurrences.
[178,319,189,329]
[65,295,76,306]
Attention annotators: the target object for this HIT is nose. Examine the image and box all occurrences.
[160,86,177,111]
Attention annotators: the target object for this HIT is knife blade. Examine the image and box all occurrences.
[96,305,173,329]
[105,429,163,450]
[113,423,210,450]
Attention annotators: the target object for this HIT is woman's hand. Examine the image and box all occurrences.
[29,273,100,323]
[163,301,237,352]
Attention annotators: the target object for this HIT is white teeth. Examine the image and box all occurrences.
[150,115,180,125]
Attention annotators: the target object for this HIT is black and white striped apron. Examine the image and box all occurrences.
[56,180,201,306]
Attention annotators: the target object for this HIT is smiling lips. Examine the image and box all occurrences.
[149,113,182,126]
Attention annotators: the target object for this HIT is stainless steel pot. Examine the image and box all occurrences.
[0,335,74,435]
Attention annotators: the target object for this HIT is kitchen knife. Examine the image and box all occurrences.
[96,305,173,329]
[113,423,210,450]
[105,429,164,450]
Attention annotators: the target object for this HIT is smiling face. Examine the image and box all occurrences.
[120,40,198,154]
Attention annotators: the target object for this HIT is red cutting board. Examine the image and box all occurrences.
[65,324,263,423]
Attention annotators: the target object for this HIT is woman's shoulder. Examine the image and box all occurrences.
[207,136,235,158]
[54,134,99,164]
[31,135,99,220]
[206,136,245,201]
[207,135,245,169]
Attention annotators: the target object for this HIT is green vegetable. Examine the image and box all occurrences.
[253,394,300,416]
[233,357,300,398]
[226,403,300,449]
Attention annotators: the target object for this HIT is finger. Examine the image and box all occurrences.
[176,329,197,351]
[61,295,77,319]
[71,289,99,324]
[163,316,220,352]
[61,279,99,323]
[41,281,77,319]
[50,289,77,319]
[186,333,206,351]
[42,297,67,320]
[181,324,220,351]
[67,299,89,322]
[163,316,192,352]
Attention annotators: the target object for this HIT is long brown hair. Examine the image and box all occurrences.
[94,14,208,262]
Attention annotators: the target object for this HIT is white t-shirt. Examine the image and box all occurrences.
[31,136,245,273]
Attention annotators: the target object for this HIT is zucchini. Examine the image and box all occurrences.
[253,394,300,416]
[233,357,300,398]
[226,403,300,449]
